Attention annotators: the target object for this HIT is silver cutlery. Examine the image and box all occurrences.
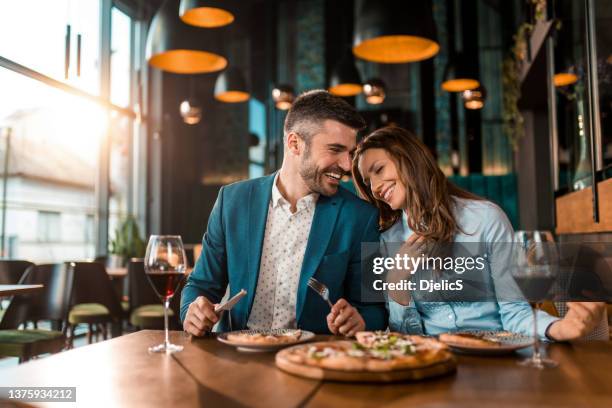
[307,277,334,308]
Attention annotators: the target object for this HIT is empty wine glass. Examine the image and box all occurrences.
[144,235,187,353]
[511,230,559,368]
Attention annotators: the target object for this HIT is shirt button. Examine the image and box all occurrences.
[448,314,453,320]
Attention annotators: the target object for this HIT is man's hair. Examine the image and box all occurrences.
[283,90,366,143]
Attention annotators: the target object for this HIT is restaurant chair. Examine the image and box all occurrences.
[93,255,107,265]
[0,260,34,285]
[67,262,124,346]
[0,263,74,363]
[127,259,180,330]
[0,260,35,313]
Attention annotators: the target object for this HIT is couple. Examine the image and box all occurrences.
[181,90,604,341]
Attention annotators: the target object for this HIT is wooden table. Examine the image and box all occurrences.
[106,268,193,279]
[0,331,610,407]
[106,267,128,279]
[0,284,44,296]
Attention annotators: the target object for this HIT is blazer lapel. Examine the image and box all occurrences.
[296,193,343,322]
[244,173,276,322]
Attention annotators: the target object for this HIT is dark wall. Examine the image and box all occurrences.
[148,0,255,244]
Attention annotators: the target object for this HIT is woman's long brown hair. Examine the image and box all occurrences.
[351,126,481,242]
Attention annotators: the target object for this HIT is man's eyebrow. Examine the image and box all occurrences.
[327,143,348,150]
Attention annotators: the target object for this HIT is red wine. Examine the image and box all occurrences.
[146,271,184,301]
[514,275,555,301]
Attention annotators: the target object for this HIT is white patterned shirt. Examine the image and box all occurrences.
[247,174,318,330]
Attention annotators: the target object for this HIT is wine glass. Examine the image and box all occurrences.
[144,235,187,353]
[511,230,559,368]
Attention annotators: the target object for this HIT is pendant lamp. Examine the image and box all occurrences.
[462,86,486,110]
[363,78,386,104]
[441,54,480,92]
[214,67,250,102]
[272,85,295,110]
[179,0,234,28]
[329,51,362,97]
[353,0,439,63]
[146,0,227,74]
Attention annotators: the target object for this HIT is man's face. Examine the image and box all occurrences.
[298,120,357,196]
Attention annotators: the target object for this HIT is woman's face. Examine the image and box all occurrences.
[358,148,407,210]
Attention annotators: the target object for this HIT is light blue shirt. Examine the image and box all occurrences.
[381,197,560,340]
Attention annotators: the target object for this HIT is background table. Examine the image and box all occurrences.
[0,284,44,296]
[0,330,610,407]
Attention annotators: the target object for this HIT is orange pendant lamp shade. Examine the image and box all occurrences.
[214,67,250,103]
[329,52,362,97]
[353,0,439,63]
[146,0,227,74]
[179,0,234,28]
[441,54,480,92]
[554,72,578,87]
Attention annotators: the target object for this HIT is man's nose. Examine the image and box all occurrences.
[338,152,351,172]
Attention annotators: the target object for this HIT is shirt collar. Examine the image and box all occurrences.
[271,173,319,210]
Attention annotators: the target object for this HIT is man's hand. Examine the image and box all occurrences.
[183,296,219,336]
[546,302,606,341]
[326,298,366,337]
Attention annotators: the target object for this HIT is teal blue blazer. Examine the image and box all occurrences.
[180,173,387,333]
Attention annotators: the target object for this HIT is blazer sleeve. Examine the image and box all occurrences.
[345,209,388,330]
[180,186,229,322]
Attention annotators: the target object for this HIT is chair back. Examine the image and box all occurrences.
[0,260,34,284]
[127,258,159,310]
[70,262,123,319]
[0,263,74,330]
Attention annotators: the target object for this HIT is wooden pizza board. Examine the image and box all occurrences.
[275,344,457,383]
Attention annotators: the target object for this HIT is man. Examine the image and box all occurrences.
[181,90,387,336]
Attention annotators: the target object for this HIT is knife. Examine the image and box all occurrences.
[214,289,247,313]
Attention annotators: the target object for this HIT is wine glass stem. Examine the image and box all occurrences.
[532,303,541,362]
[164,299,170,347]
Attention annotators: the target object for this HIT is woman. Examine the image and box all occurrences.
[351,125,605,341]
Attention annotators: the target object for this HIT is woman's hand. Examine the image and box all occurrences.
[546,302,606,341]
[326,298,366,337]
[386,233,427,306]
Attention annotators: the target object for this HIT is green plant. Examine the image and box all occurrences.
[109,216,146,259]
[502,22,533,150]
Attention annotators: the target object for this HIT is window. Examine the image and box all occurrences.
[0,68,100,262]
[37,211,61,242]
[111,7,132,107]
[0,0,101,94]
[0,1,146,261]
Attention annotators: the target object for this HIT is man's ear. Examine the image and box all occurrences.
[286,132,302,156]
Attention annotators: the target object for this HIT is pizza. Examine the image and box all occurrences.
[438,332,505,348]
[226,329,303,345]
[281,331,451,372]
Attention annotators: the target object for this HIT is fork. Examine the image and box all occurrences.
[307,277,334,308]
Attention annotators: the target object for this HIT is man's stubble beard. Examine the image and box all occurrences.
[298,142,337,197]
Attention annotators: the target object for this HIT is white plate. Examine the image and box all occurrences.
[439,331,533,355]
[217,329,316,352]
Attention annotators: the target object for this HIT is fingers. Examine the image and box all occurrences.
[327,298,366,337]
[338,313,365,337]
[326,312,339,335]
[328,299,351,335]
[333,304,354,328]
[331,298,349,315]
[184,296,219,336]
